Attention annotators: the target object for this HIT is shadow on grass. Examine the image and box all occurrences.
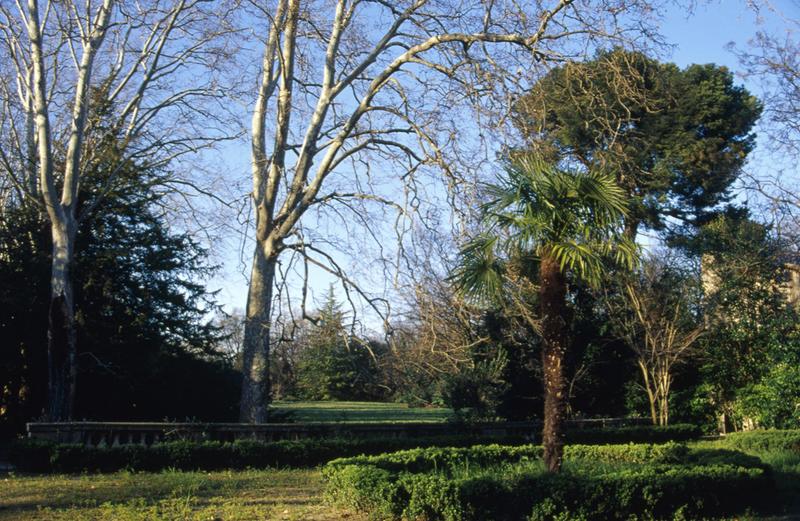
[0,469,324,516]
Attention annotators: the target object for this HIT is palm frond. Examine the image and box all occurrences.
[449,234,506,304]
[455,154,638,293]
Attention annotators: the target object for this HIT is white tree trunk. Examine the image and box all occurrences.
[9,0,224,419]
[239,240,277,423]
[46,218,77,420]
[238,0,669,422]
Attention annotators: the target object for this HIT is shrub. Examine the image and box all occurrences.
[7,423,714,474]
[715,429,800,454]
[563,441,690,464]
[326,444,542,474]
[8,434,529,473]
[325,442,689,474]
[563,423,702,444]
[323,443,774,521]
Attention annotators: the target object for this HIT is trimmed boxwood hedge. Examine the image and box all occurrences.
[716,429,800,454]
[323,443,774,521]
[9,435,529,473]
[324,442,694,474]
[563,423,702,444]
[9,423,703,473]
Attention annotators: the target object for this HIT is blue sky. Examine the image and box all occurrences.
[207,1,800,321]
[661,1,794,67]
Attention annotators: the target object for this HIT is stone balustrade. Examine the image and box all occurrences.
[26,417,650,447]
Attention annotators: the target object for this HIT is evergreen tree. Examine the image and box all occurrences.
[515,49,761,237]
[684,211,800,431]
[295,286,379,401]
[0,119,238,435]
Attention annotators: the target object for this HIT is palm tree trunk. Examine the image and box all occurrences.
[539,251,568,473]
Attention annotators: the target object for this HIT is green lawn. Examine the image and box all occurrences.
[269,401,452,423]
[0,468,361,521]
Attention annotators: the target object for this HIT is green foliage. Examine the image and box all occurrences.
[295,287,381,401]
[8,435,532,473]
[453,157,635,302]
[324,464,406,519]
[326,444,543,474]
[0,204,50,437]
[439,349,509,420]
[737,363,800,429]
[699,430,800,515]
[451,156,636,472]
[515,48,761,234]
[683,211,800,431]
[712,430,800,455]
[563,424,702,445]
[0,109,238,434]
[10,425,704,474]
[324,442,773,520]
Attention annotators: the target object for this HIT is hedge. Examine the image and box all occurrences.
[323,443,774,521]
[9,434,529,473]
[324,442,693,474]
[563,423,702,444]
[715,429,800,454]
[9,423,704,473]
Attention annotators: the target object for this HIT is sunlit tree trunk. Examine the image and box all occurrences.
[46,220,77,420]
[239,240,278,423]
[539,251,568,473]
[26,0,112,420]
[6,0,232,420]
[237,0,663,423]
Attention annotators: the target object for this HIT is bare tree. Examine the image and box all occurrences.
[239,0,670,422]
[731,4,800,241]
[733,4,800,158]
[214,308,246,368]
[0,0,234,420]
[603,254,704,426]
[393,275,486,379]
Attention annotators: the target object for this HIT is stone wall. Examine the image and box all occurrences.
[27,417,649,447]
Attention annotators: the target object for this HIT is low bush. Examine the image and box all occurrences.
[715,429,800,454]
[8,434,529,473]
[563,423,702,444]
[323,443,774,521]
[325,442,690,474]
[326,444,542,474]
[10,423,703,474]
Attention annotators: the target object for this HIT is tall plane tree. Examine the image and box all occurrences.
[0,0,232,420]
[241,0,670,423]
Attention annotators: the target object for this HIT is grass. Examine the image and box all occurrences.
[269,401,452,423]
[0,468,362,521]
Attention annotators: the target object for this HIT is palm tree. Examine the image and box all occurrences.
[453,157,636,472]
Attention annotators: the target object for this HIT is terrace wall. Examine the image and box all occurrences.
[26,417,649,447]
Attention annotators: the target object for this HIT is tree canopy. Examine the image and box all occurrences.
[515,49,762,237]
[0,131,238,435]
